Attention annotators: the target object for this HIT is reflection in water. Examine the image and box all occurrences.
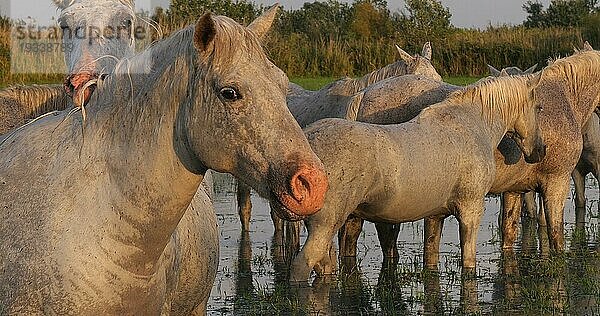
[568,224,600,315]
[271,224,294,285]
[460,271,480,315]
[234,231,255,314]
[489,215,600,315]
[375,257,409,314]
[422,269,443,315]
[209,173,600,315]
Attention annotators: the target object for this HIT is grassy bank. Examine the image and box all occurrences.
[290,76,480,91]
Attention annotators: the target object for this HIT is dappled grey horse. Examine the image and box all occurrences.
[54,0,138,107]
[339,48,600,264]
[238,42,442,232]
[0,84,68,134]
[340,50,597,267]
[354,50,600,268]
[0,13,327,314]
[0,0,139,133]
[336,74,460,258]
[491,58,600,230]
[286,75,546,281]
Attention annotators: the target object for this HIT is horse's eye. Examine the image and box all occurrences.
[122,19,133,29]
[220,87,241,101]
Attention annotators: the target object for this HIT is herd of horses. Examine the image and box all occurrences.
[0,0,599,314]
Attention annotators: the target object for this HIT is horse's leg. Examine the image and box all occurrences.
[537,193,547,227]
[290,212,342,281]
[522,192,537,219]
[458,199,485,269]
[285,220,302,255]
[572,167,587,215]
[424,215,446,270]
[593,158,600,216]
[237,181,252,232]
[520,215,537,254]
[594,166,600,216]
[338,215,363,257]
[190,303,207,316]
[376,223,400,259]
[290,228,336,281]
[460,272,480,314]
[501,192,522,250]
[314,243,337,276]
[270,207,285,239]
[537,195,550,255]
[541,178,569,252]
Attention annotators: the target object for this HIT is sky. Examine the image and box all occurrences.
[1,0,553,28]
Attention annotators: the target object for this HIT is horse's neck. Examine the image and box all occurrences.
[436,99,509,147]
[291,90,353,127]
[85,34,203,275]
[569,79,600,127]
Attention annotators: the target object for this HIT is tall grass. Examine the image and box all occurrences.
[265,26,585,78]
[436,26,584,76]
[0,12,590,86]
[0,22,64,87]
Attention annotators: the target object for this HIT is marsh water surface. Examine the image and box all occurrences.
[207,173,600,315]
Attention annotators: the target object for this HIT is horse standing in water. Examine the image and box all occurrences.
[237,43,442,232]
[0,13,327,314]
[337,48,600,266]
[286,75,546,281]
[490,58,600,231]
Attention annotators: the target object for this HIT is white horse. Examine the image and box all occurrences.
[0,0,140,133]
[238,43,442,232]
[0,12,327,314]
[285,75,546,281]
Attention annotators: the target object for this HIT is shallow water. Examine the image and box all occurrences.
[207,173,600,315]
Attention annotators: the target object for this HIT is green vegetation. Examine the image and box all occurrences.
[291,76,479,91]
[0,0,598,85]
[290,77,336,90]
[150,0,596,79]
[523,0,598,27]
[443,76,480,86]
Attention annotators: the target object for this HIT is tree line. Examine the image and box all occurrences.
[152,0,598,78]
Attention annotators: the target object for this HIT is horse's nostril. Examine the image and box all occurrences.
[291,173,310,203]
[285,166,328,216]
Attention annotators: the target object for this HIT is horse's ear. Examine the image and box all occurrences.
[248,4,280,40]
[52,0,68,9]
[499,69,509,77]
[528,70,543,88]
[395,45,414,63]
[421,42,432,60]
[583,41,594,51]
[524,64,538,75]
[194,13,216,53]
[488,65,501,76]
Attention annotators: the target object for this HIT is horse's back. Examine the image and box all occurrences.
[356,74,458,124]
[0,84,70,135]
